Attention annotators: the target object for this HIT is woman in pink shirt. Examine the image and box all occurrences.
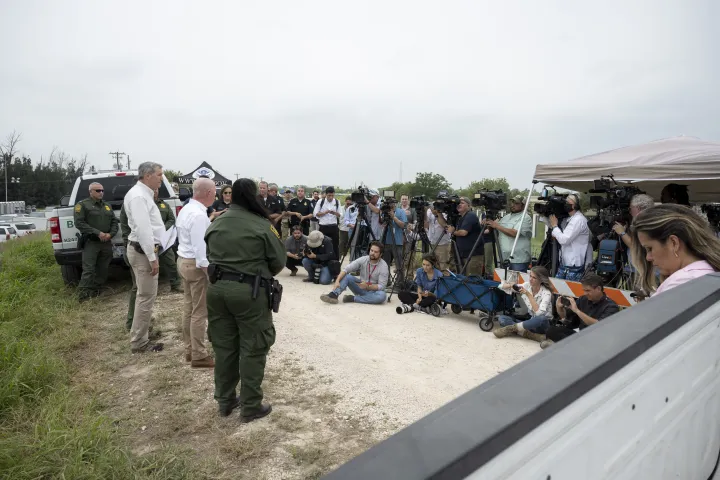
[630,204,720,296]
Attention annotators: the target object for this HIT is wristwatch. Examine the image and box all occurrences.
[620,232,626,237]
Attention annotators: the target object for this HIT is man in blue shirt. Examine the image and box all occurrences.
[381,198,407,289]
[449,197,484,276]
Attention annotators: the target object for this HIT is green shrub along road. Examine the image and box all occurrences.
[0,234,196,479]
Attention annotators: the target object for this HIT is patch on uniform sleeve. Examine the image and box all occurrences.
[105,205,111,211]
[270,224,280,239]
[74,204,82,212]
[160,203,166,209]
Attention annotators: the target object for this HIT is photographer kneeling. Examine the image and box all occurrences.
[485,195,533,272]
[285,225,308,276]
[398,254,443,312]
[301,231,335,285]
[543,274,619,348]
[493,266,553,342]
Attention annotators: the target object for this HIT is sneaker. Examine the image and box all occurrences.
[342,294,355,303]
[131,341,164,353]
[320,292,339,304]
[540,340,554,349]
[191,356,215,369]
[493,324,518,338]
[290,269,297,277]
[241,403,272,423]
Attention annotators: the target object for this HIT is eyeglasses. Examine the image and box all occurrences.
[94,189,104,193]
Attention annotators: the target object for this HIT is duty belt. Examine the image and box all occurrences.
[129,241,160,255]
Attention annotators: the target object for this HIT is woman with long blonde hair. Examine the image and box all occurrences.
[630,204,720,296]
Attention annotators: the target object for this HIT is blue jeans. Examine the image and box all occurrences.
[508,262,529,273]
[497,314,550,334]
[332,275,387,304]
[302,257,332,285]
[556,265,585,281]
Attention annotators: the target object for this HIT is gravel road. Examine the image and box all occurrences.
[271,269,540,431]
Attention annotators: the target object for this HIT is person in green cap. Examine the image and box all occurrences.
[205,178,285,422]
[74,182,119,302]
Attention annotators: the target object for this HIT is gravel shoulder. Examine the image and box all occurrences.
[74,268,540,479]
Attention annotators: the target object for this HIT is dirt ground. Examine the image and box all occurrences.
[75,266,540,479]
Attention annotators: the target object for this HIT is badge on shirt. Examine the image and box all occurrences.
[105,205,111,211]
[270,225,280,239]
[75,204,82,212]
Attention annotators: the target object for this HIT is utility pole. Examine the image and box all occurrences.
[234,173,241,180]
[126,154,131,170]
[109,151,126,170]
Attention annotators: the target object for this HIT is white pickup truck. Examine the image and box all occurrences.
[48,170,185,285]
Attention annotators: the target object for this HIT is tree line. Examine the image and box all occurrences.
[380,172,529,202]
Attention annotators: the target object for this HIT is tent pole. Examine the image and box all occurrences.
[506,180,538,279]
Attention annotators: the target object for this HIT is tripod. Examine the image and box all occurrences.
[338,203,377,267]
[387,210,434,302]
[536,224,560,276]
[382,217,406,300]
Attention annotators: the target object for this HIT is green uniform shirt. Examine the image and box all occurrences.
[119,205,130,246]
[74,197,119,239]
[155,198,176,230]
[205,204,286,279]
[497,211,533,264]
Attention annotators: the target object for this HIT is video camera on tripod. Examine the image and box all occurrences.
[350,185,371,205]
[589,176,643,225]
[471,189,507,220]
[380,190,397,224]
[432,190,461,224]
[533,186,569,219]
[409,195,430,213]
[701,204,720,231]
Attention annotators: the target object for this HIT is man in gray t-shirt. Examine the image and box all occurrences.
[284,226,308,276]
[320,241,388,305]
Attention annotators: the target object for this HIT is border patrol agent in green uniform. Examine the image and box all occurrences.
[74,182,119,301]
[154,189,182,293]
[205,179,286,422]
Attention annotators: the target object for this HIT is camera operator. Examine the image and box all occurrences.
[484,195,533,272]
[548,193,591,281]
[543,274,619,348]
[301,231,335,285]
[399,194,418,233]
[611,194,654,250]
[439,197,484,275]
[285,225,308,276]
[366,189,383,240]
[287,186,314,235]
[660,183,690,206]
[426,206,452,272]
[313,186,341,260]
[381,197,408,288]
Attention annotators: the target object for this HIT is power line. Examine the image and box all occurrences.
[109,151,126,170]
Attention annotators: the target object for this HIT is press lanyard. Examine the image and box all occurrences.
[367,263,378,285]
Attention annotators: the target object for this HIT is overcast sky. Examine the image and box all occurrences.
[1,0,718,191]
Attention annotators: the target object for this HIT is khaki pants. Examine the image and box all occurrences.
[484,242,495,277]
[128,248,159,350]
[462,255,485,276]
[178,257,210,360]
[433,243,452,273]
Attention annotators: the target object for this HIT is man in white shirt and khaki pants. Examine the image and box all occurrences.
[176,178,216,368]
[125,162,167,353]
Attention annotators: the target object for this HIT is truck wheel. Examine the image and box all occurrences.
[61,264,82,286]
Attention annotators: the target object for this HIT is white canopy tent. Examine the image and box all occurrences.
[532,136,720,203]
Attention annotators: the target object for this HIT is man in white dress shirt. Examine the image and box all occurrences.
[125,162,167,353]
[176,178,215,368]
[313,186,342,260]
[548,193,591,281]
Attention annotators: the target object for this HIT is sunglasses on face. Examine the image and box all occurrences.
[94,189,104,193]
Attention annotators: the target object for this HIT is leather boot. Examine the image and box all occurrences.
[493,324,518,338]
[520,330,546,343]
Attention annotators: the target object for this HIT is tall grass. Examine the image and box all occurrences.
[0,234,197,479]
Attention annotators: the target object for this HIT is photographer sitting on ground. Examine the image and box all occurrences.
[398,254,443,312]
[301,231,335,285]
[549,193,590,281]
[484,195,533,272]
[630,204,720,296]
[493,266,554,342]
[543,274,619,348]
[285,226,308,277]
[320,241,389,305]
